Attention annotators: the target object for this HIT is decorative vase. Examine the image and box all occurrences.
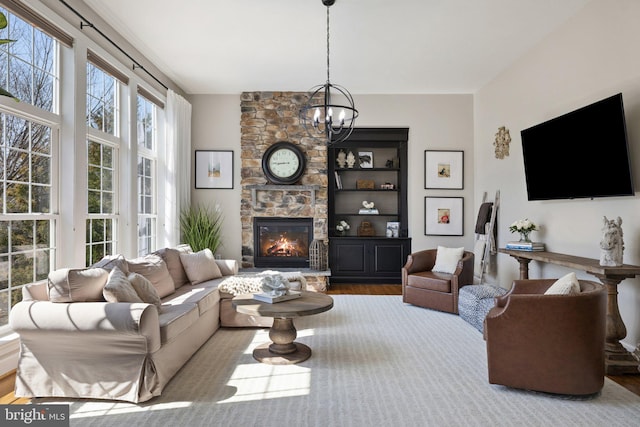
[519,231,531,243]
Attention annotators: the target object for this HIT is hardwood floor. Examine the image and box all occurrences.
[2,283,638,403]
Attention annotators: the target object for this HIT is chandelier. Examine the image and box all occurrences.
[299,0,358,144]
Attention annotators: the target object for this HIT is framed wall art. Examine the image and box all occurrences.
[424,196,464,236]
[424,150,464,189]
[195,150,234,189]
[358,151,374,168]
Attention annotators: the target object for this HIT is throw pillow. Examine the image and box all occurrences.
[91,254,130,275]
[127,254,176,298]
[128,272,162,309]
[544,272,581,295]
[153,245,192,289]
[179,248,223,285]
[47,267,109,303]
[103,267,143,303]
[432,246,465,274]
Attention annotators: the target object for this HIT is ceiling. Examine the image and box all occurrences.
[82,0,591,95]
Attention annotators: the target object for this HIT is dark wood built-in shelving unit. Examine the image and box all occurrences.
[328,128,411,284]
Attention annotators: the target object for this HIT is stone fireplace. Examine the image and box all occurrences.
[240,92,328,289]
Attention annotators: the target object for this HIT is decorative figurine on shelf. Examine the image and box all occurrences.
[336,220,350,235]
[358,200,379,215]
[346,151,356,168]
[336,150,347,168]
[600,216,624,267]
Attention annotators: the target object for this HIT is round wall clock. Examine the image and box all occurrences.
[262,141,307,185]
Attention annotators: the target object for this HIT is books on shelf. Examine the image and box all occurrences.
[334,171,343,189]
[253,290,302,304]
[358,208,379,215]
[505,241,545,251]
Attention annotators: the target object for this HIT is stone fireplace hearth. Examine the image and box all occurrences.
[240,92,329,289]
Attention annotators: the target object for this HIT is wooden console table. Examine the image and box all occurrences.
[499,248,640,375]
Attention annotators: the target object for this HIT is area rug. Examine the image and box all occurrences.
[36,295,640,426]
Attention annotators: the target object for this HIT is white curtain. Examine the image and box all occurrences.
[164,89,192,247]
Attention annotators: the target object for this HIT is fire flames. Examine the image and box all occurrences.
[263,235,305,257]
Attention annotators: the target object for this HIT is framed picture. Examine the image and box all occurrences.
[358,151,374,168]
[424,150,464,189]
[424,197,464,236]
[195,150,234,189]
[386,221,400,238]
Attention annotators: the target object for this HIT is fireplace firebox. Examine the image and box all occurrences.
[253,217,313,268]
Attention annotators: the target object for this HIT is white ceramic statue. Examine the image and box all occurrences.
[599,216,624,267]
[346,151,356,168]
[336,150,347,168]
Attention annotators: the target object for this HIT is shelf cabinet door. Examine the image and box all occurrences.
[372,241,411,277]
[331,241,367,275]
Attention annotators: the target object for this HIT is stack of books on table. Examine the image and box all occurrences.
[505,241,545,251]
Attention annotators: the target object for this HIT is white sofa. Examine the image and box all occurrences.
[9,246,239,403]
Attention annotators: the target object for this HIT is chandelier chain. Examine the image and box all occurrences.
[326,6,330,83]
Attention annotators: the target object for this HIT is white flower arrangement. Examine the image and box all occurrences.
[336,220,351,232]
[509,218,539,234]
[362,200,375,209]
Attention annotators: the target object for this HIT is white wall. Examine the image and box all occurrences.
[189,94,475,262]
[474,0,640,349]
[189,95,243,260]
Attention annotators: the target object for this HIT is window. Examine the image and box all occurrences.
[0,7,57,111]
[0,114,56,327]
[86,61,117,136]
[137,94,157,256]
[86,62,119,266]
[86,138,116,265]
[0,9,57,328]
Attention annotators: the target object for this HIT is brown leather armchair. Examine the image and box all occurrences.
[402,249,474,314]
[484,279,606,395]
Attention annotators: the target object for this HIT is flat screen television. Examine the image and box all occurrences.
[521,93,634,201]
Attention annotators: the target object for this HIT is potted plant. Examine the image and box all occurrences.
[179,204,224,254]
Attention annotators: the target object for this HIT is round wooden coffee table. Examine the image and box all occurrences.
[232,291,334,364]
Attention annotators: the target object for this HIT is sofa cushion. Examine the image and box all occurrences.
[127,254,175,298]
[165,280,221,315]
[154,245,192,289]
[179,248,222,285]
[103,267,144,303]
[47,267,109,303]
[91,254,130,275]
[432,246,465,274]
[545,272,581,295]
[128,272,162,309]
[158,304,199,344]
